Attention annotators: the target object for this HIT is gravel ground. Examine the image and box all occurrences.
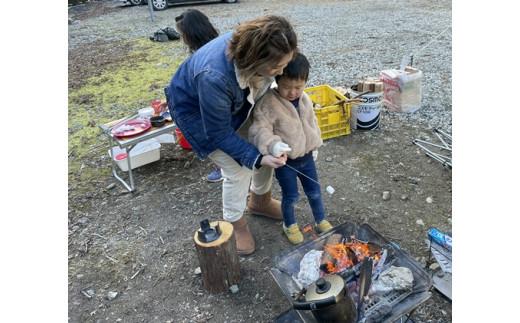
[69,0,451,129]
[68,1,452,322]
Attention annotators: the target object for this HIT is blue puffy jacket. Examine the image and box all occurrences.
[166,32,267,169]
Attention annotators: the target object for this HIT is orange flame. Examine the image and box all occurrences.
[323,240,381,274]
[324,244,354,273]
[347,241,372,261]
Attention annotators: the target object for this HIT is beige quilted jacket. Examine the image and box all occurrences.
[248,89,322,159]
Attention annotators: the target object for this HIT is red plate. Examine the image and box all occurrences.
[111,119,152,138]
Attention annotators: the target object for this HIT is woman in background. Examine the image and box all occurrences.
[175,9,218,53]
[174,9,223,182]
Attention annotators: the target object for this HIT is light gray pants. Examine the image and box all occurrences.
[208,120,273,222]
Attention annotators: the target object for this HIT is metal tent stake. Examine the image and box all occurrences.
[413,128,452,169]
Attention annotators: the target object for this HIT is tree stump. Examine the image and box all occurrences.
[193,221,240,293]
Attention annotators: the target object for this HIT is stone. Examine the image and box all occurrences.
[229,284,239,294]
[194,267,201,275]
[429,262,440,271]
[416,219,425,226]
[426,196,433,204]
[82,288,95,299]
[77,217,89,225]
[106,183,116,190]
[325,157,333,162]
[382,191,391,201]
[106,291,119,301]
[400,194,408,201]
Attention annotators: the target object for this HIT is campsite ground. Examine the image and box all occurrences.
[68,0,452,321]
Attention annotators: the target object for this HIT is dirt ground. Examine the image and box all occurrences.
[68,1,452,322]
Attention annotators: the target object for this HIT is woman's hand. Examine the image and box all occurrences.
[261,154,287,168]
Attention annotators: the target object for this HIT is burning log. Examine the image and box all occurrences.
[193,221,240,293]
[320,236,383,274]
[320,233,343,273]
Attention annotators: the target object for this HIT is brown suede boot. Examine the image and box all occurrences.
[247,191,283,220]
[232,216,255,255]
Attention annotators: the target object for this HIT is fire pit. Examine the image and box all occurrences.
[270,222,432,322]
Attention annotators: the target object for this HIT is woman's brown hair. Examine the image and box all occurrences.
[228,15,297,77]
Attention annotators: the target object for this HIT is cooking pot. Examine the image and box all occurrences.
[293,274,357,323]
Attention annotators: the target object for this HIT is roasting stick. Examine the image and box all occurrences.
[283,163,335,194]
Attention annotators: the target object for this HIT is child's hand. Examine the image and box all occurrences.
[272,142,292,157]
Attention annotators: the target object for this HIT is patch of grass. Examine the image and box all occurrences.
[68,38,187,186]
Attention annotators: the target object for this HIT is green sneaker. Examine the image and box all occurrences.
[283,223,304,245]
[316,220,333,233]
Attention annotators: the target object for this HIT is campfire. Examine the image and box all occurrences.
[321,237,382,274]
[270,222,432,323]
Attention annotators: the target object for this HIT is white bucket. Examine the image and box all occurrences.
[348,89,382,130]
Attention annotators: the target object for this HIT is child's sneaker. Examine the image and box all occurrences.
[283,223,304,245]
[316,220,333,233]
[206,168,223,183]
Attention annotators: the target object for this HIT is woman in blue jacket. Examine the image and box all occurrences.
[167,15,297,255]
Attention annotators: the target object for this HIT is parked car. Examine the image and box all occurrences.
[123,0,237,11]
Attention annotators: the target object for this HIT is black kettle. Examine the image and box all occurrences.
[292,274,357,323]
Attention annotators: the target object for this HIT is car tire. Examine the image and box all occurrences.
[151,0,168,10]
[129,0,144,5]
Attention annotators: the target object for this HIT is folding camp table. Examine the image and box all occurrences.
[100,115,176,192]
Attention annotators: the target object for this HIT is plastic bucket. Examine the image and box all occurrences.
[175,127,192,150]
[348,88,382,130]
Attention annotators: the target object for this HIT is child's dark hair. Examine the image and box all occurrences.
[275,52,310,83]
[175,9,219,53]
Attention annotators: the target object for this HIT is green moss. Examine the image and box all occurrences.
[68,39,187,184]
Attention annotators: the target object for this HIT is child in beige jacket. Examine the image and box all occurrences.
[248,53,332,244]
